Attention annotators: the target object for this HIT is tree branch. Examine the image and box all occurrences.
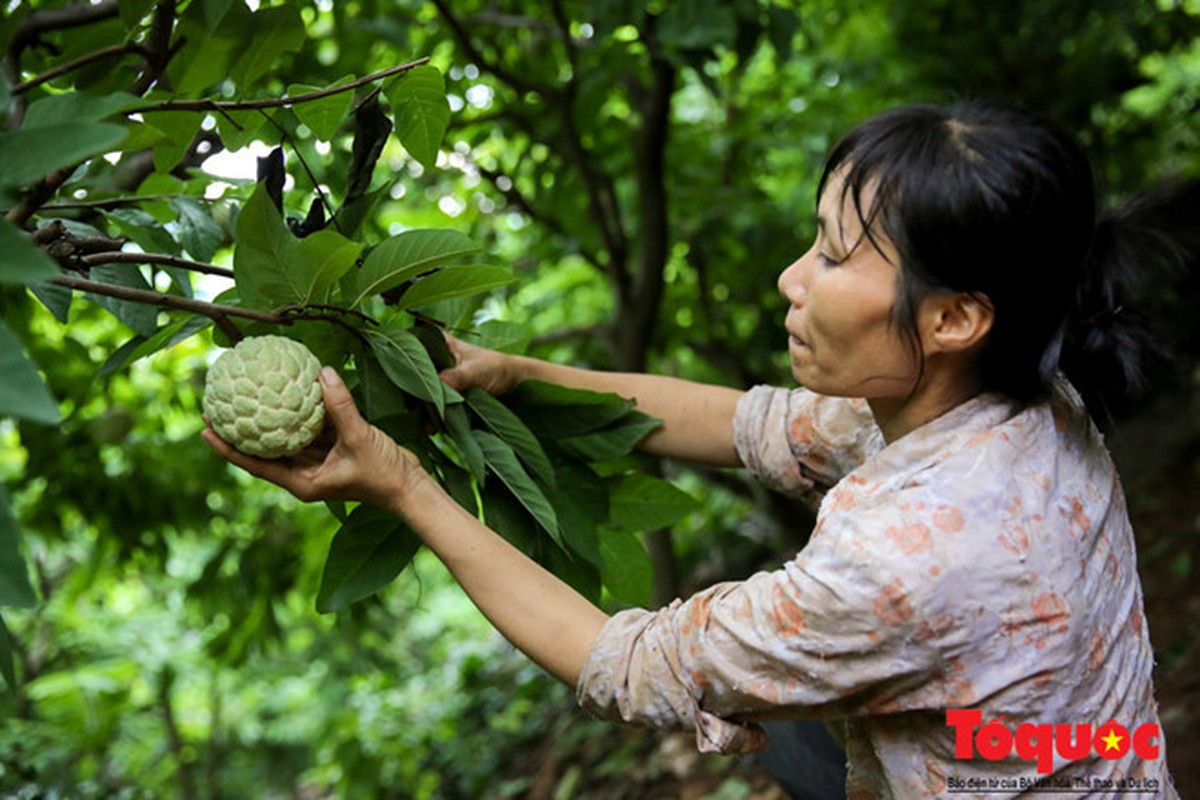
[52,274,264,340]
[51,274,377,343]
[7,168,79,228]
[12,42,146,95]
[10,1,121,56]
[79,251,235,280]
[129,0,178,96]
[39,194,209,212]
[126,58,430,114]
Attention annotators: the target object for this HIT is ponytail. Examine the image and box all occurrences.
[1060,185,1191,420]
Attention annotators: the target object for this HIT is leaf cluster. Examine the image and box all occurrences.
[0,0,698,704]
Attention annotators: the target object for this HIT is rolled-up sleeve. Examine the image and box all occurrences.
[576,519,947,754]
[733,386,880,507]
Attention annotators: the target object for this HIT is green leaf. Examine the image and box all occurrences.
[465,388,555,487]
[386,64,450,170]
[609,473,699,532]
[547,461,607,567]
[557,412,663,461]
[474,320,531,354]
[98,316,212,376]
[216,109,268,152]
[289,79,354,141]
[140,112,206,175]
[343,229,480,308]
[508,380,636,437]
[364,325,446,415]
[599,529,654,607]
[480,483,539,554]
[171,198,224,262]
[105,207,182,256]
[354,351,409,420]
[443,403,487,484]
[23,91,139,127]
[472,431,561,545]
[0,484,37,608]
[0,321,60,425]
[230,5,306,89]
[233,183,298,309]
[168,0,251,93]
[0,218,59,285]
[0,613,15,690]
[29,282,72,323]
[0,123,127,190]
[395,264,515,311]
[86,264,160,336]
[316,505,421,613]
[292,229,363,305]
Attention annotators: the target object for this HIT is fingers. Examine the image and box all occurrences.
[438,334,468,390]
[318,366,366,436]
[201,425,293,485]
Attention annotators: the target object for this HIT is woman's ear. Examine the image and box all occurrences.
[924,292,994,354]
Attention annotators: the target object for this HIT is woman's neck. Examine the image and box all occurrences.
[868,365,983,444]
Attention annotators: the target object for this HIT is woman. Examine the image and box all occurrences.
[204,102,1180,797]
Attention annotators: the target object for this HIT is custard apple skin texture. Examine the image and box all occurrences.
[203,335,326,458]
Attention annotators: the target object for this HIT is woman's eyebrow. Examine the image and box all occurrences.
[815,214,846,253]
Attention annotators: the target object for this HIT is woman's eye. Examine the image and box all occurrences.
[818,252,842,266]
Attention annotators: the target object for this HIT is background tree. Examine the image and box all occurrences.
[2,2,1198,798]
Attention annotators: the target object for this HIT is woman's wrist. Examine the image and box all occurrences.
[380,460,443,521]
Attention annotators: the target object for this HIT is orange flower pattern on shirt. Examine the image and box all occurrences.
[886,522,933,555]
[576,381,1177,798]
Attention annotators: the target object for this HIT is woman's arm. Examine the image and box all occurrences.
[202,366,607,687]
[441,336,745,468]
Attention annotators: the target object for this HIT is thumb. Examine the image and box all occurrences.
[318,366,364,433]
[439,364,467,391]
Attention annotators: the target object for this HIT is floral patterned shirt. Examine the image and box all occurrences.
[576,382,1178,798]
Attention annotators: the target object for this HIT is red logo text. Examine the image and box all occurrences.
[946,709,1161,775]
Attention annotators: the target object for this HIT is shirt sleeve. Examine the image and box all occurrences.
[733,386,881,508]
[576,506,952,754]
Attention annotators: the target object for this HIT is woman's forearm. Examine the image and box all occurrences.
[389,472,609,687]
[510,356,746,467]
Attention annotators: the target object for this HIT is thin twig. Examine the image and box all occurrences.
[278,303,377,327]
[53,273,271,319]
[40,194,211,212]
[252,110,342,234]
[12,42,145,94]
[126,58,430,115]
[52,274,377,343]
[7,168,76,227]
[78,251,235,279]
[129,0,178,97]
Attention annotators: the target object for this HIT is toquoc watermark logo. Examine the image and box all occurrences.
[946,709,1163,775]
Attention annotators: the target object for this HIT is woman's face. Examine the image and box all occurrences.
[777,171,923,400]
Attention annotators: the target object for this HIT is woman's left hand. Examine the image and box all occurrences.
[202,366,425,511]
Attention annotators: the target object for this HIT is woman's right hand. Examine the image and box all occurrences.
[439,334,524,396]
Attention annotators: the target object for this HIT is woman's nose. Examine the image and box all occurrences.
[777,255,807,306]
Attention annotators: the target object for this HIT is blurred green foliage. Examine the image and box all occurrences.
[1,1,1197,797]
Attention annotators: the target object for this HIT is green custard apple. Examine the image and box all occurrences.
[203,335,326,458]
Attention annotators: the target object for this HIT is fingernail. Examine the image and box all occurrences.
[320,366,339,385]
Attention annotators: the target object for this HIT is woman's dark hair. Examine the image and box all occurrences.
[819,101,1176,410]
